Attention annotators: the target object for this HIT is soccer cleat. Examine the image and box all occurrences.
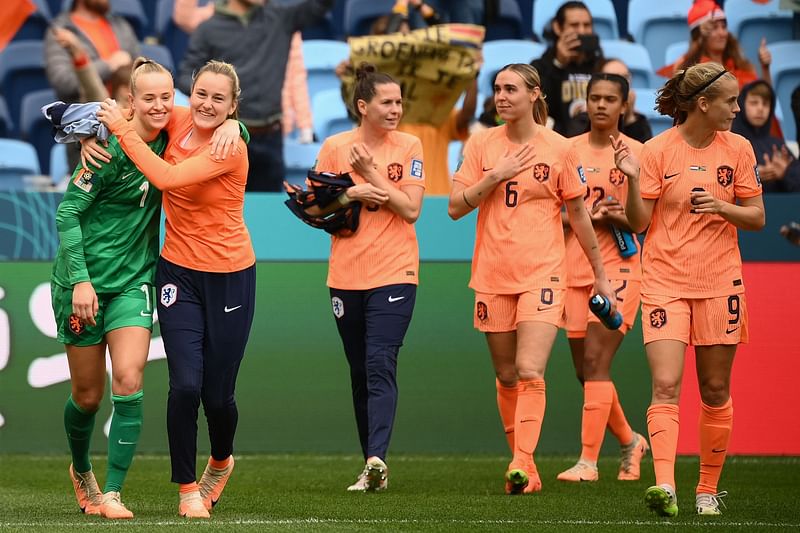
[618,432,650,481]
[696,491,728,515]
[557,460,599,482]
[505,468,529,495]
[645,484,679,517]
[100,491,133,519]
[69,464,102,515]
[179,490,210,519]
[347,458,388,492]
[198,456,234,510]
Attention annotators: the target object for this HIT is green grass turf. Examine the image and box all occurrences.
[1,454,798,531]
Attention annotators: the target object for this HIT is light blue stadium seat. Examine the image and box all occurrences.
[141,43,175,73]
[769,41,800,143]
[479,40,545,101]
[13,0,51,42]
[533,0,619,41]
[20,89,58,176]
[726,0,792,67]
[283,139,323,186]
[302,39,350,97]
[50,143,70,187]
[663,40,688,70]
[447,141,462,178]
[343,0,395,37]
[174,89,190,107]
[635,87,672,137]
[0,40,49,136]
[485,0,525,41]
[0,139,40,190]
[628,0,693,71]
[312,89,354,141]
[600,39,656,88]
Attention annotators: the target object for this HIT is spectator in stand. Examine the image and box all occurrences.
[45,0,139,170]
[531,1,604,137]
[732,80,800,192]
[178,0,333,192]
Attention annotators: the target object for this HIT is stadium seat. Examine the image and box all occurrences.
[343,0,395,37]
[111,0,150,40]
[302,39,350,97]
[141,42,175,73]
[725,0,792,68]
[600,39,656,89]
[628,0,693,71]
[663,40,688,71]
[0,139,40,190]
[0,96,13,139]
[484,0,525,41]
[447,140,462,177]
[139,0,159,35]
[769,41,800,143]
[479,39,545,100]
[50,143,70,187]
[301,12,335,41]
[283,139,323,186]
[155,0,211,70]
[20,89,58,176]
[12,0,51,42]
[635,87,672,137]
[312,88,353,141]
[0,40,50,136]
[532,0,619,41]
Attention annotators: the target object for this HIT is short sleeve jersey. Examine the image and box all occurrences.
[565,133,643,287]
[453,125,586,294]
[315,129,426,290]
[52,133,166,292]
[639,127,762,297]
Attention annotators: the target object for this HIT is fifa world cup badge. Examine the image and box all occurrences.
[73,170,95,193]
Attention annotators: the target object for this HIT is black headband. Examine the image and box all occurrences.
[687,69,728,99]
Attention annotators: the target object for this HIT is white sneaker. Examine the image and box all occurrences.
[346,457,388,492]
[696,491,727,515]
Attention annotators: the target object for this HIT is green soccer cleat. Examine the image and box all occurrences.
[645,484,679,517]
[505,468,529,495]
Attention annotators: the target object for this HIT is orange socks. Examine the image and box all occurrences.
[647,404,680,488]
[697,398,733,495]
[606,383,634,446]
[496,379,518,453]
[512,379,546,469]
[179,481,199,494]
[580,381,614,463]
[210,456,232,470]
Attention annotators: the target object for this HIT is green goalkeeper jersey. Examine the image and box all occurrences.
[51,133,167,293]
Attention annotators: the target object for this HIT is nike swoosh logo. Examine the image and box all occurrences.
[388,296,405,303]
[121,171,136,180]
[118,439,136,445]
[224,305,242,313]
[663,173,679,180]
[725,327,739,334]
[650,430,666,438]
[140,311,152,317]
[482,167,493,172]
[537,305,549,311]
[712,448,726,453]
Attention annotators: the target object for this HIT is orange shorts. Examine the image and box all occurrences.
[474,288,565,332]
[641,293,749,346]
[563,280,641,338]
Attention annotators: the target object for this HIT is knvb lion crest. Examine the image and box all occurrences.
[649,308,667,329]
[717,165,734,187]
[533,163,550,183]
[476,301,488,322]
[387,163,403,182]
[609,167,625,186]
[68,314,84,335]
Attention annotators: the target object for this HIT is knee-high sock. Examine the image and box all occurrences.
[697,398,733,495]
[512,379,546,469]
[580,381,613,463]
[105,390,144,493]
[496,379,518,453]
[607,383,634,446]
[64,395,96,473]
[647,404,680,488]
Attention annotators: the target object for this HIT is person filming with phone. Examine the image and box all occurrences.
[532,1,604,137]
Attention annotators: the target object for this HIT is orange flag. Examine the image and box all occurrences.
[0,0,37,51]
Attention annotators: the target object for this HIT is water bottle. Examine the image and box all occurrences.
[610,225,638,258]
[589,294,622,330]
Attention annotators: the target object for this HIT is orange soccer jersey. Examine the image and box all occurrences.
[565,133,643,288]
[315,129,425,290]
[453,125,586,294]
[110,107,255,274]
[639,128,761,298]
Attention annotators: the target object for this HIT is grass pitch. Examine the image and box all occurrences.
[1,454,799,531]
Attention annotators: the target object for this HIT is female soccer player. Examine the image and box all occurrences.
[448,63,614,494]
[313,63,424,491]
[98,60,254,518]
[612,62,764,516]
[557,72,648,484]
[52,58,173,519]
